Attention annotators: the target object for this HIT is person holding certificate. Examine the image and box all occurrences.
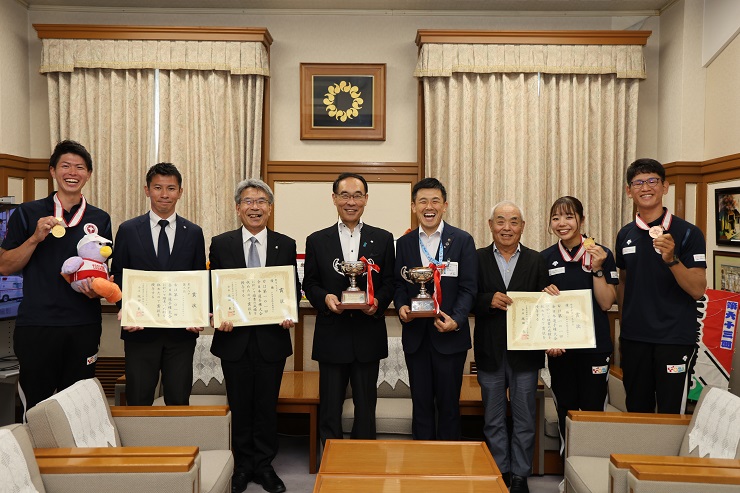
[616,159,706,414]
[111,163,206,407]
[0,140,112,416]
[209,179,299,493]
[540,196,618,452]
[303,173,395,446]
[473,201,547,493]
[394,178,477,441]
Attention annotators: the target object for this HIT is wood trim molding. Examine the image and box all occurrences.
[415,30,652,46]
[110,405,229,417]
[0,154,49,172]
[36,455,196,474]
[629,463,740,485]
[35,446,199,458]
[567,410,691,426]
[611,454,740,469]
[33,24,273,47]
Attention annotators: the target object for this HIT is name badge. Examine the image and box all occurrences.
[441,261,458,277]
[666,364,686,374]
[610,271,619,279]
[549,266,565,276]
[694,254,706,262]
[622,246,636,255]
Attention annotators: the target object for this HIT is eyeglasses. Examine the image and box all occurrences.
[239,198,269,206]
[629,177,662,189]
[336,192,367,203]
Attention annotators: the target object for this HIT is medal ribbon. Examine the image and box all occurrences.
[557,236,592,272]
[635,208,673,232]
[419,235,444,266]
[359,256,380,306]
[428,262,442,314]
[53,193,87,227]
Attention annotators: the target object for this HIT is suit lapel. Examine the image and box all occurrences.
[229,228,247,268]
[265,229,279,267]
[486,245,507,291]
[169,215,188,268]
[357,224,373,260]
[325,225,344,262]
[136,214,157,261]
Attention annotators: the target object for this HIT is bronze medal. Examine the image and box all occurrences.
[648,225,663,239]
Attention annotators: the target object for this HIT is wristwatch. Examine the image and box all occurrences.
[592,269,605,278]
[664,256,680,267]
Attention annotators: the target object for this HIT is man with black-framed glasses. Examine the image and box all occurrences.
[615,158,707,414]
[303,172,395,446]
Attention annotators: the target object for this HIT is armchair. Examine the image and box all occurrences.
[1,423,200,493]
[25,378,233,493]
[564,386,740,493]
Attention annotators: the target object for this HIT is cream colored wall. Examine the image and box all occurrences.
[705,33,740,159]
[657,0,706,164]
[0,1,31,156]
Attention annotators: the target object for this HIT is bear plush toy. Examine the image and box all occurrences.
[61,233,122,303]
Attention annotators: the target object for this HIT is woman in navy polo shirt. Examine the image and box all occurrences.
[540,196,618,452]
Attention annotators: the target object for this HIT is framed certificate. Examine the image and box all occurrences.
[506,289,596,350]
[211,266,298,327]
[120,269,210,328]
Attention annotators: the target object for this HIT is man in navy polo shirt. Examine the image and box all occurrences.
[616,158,707,414]
[0,140,112,417]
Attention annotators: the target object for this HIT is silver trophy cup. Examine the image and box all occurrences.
[333,259,368,305]
[401,266,437,313]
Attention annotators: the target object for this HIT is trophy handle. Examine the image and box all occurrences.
[400,266,414,284]
[332,258,343,276]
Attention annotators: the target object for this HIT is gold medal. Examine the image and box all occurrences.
[51,224,66,238]
[582,237,595,249]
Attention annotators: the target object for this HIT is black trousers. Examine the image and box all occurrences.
[124,332,196,406]
[620,338,697,414]
[318,359,380,445]
[404,333,466,441]
[222,335,286,475]
[14,323,101,417]
[548,351,610,447]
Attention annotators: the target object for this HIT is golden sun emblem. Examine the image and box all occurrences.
[323,81,364,122]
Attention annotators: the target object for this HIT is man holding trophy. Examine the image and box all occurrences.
[394,177,477,440]
[303,173,395,445]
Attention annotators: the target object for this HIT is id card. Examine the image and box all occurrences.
[441,261,458,277]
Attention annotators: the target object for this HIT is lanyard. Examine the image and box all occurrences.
[53,193,87,227]
[557,235,592,272]
[419,235,444,266]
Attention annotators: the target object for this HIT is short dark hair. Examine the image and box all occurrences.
[412,177,447,202]
[626,158,665,184]
[146,162,182,187]
[333,173,368,194]
[50,140,93,171]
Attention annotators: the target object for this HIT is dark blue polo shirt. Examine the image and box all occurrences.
[1,193,112,327]
[615,210,706,346]
[541,239,617,353]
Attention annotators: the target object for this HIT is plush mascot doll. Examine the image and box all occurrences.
[61,233,122,303]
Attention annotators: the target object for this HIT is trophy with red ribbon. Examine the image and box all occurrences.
[333,256,379,308]
[401,263,441,317]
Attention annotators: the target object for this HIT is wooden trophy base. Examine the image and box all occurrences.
[340,290,371,310]
[407,298,438,318]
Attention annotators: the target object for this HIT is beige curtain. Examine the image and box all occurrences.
[42,38,269,243]
[417,43,642,252]
[158,69,264,244]
[47,69,155,234]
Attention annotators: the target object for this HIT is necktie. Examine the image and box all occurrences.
[157,219,170,267]
[248,237,260,268]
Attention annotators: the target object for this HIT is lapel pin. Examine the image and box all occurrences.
[363,242,367,247]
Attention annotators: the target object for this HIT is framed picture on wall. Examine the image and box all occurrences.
[716,187,740,245]
[714,251,740,292]
[300,63,386,141]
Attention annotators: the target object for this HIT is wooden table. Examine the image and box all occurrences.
[313,474,508,493]
[319,439,501,477]
[277,371,320,473]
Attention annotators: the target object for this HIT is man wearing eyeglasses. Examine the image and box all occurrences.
[616,158,706,414]
[209,178,300,493]
[303,173,395,445]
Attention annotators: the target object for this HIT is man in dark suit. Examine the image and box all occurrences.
[393,177,477,441]
[111,163,206,406]
[209,178,299,493]
[303,173,395,446]
[473,201,549,493]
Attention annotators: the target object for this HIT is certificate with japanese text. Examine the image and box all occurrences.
[506,289,596,350]
[120,269,210,328]
[211,266,298,327]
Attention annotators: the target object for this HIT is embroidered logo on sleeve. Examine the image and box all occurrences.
[666,364,686,373]
[694,254,706,262]
[592,365,609,374]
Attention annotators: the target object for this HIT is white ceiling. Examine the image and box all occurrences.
[20,0,677,14]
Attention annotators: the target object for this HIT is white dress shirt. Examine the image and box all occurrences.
[149,211,176,256]
[338,219,363,262]
[242,226,268,267]
[418,221,445,264]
